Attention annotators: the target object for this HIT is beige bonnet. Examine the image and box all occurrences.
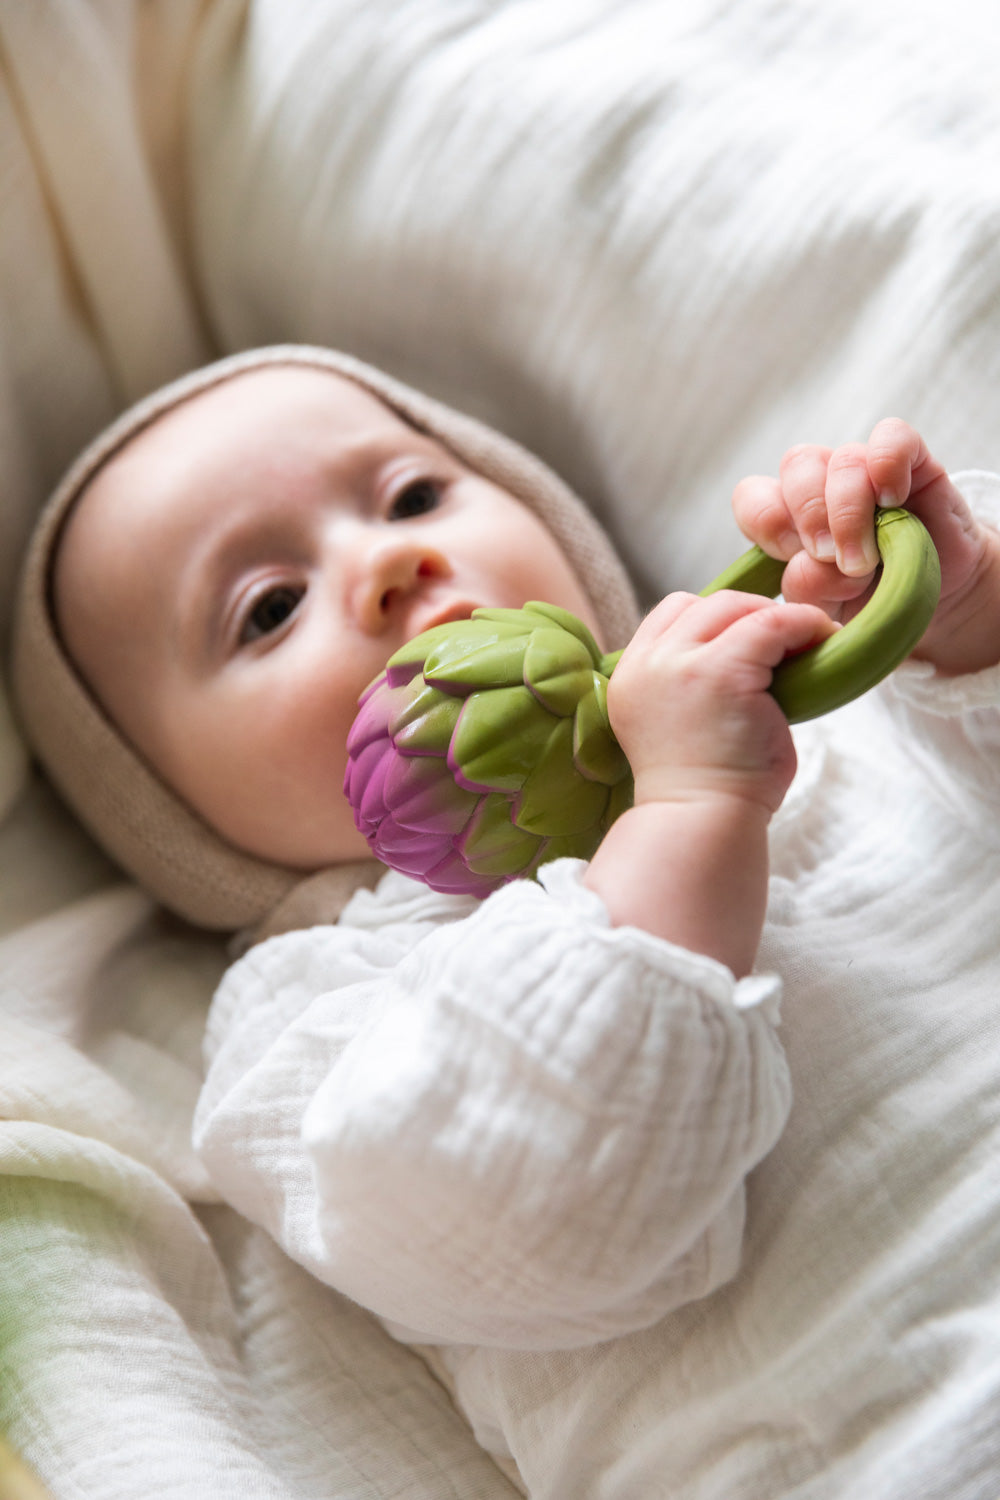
[10,345,640,933]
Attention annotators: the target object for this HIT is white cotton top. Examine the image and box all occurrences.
[194,473,1000,1499]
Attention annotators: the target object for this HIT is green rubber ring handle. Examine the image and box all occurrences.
[697,508,941,722]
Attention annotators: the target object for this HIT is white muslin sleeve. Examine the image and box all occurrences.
[194,862,790,1351]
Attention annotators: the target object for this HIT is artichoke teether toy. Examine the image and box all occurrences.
[344,508,940,897]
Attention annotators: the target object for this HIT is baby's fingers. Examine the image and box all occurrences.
[632,590,789,654]
[777,443,879,579]
[777,550,874,620]
[776,445,838,565]
[822,445,882,577]
[732,475,802,561]
[719,599,840,679]
[864,417,935,507]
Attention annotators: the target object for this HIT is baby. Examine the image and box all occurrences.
[12,346,1000,1498]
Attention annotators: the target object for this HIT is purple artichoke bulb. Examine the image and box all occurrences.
[344,602,633,897]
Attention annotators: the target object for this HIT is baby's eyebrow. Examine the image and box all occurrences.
[173,511,297,664]
[171,427,454,661]
[323,427,452,485]
[169,440,392,658]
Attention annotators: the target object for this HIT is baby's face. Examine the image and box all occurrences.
[54,367,601,869]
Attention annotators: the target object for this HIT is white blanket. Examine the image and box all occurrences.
[3,1,1000,1495]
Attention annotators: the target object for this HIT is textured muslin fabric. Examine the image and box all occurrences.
[5,2,1000,1497]
[0,880,523,1500]
[196,864,789,1350]
[192,477,1000,1500]
[191,0,1000,601]
[10,344,640,934]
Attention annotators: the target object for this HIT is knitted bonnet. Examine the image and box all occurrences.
[10,345,641,933]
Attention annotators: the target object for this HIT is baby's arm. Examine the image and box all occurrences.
[196,600,813,1342]
[585,591,836,976]
[732,418,1000,676]
[195,877,791,1349]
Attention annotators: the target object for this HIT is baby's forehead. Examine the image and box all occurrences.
[57,366,434,556]
[97,364,420,473]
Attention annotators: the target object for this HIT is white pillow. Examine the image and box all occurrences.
[191,0,1000,604]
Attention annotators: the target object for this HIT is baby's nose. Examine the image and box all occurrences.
[357,543,449,632]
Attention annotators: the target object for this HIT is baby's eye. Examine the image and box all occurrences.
[240,584,304,644]
[388,479,442,519]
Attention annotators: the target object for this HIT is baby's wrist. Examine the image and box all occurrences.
[630,770,781,823]
[588,794,772,974]
[613,794,774,851]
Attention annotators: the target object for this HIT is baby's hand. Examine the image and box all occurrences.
[593,593,833,971]
[607,590,837,817]
[733,418,1000,675]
